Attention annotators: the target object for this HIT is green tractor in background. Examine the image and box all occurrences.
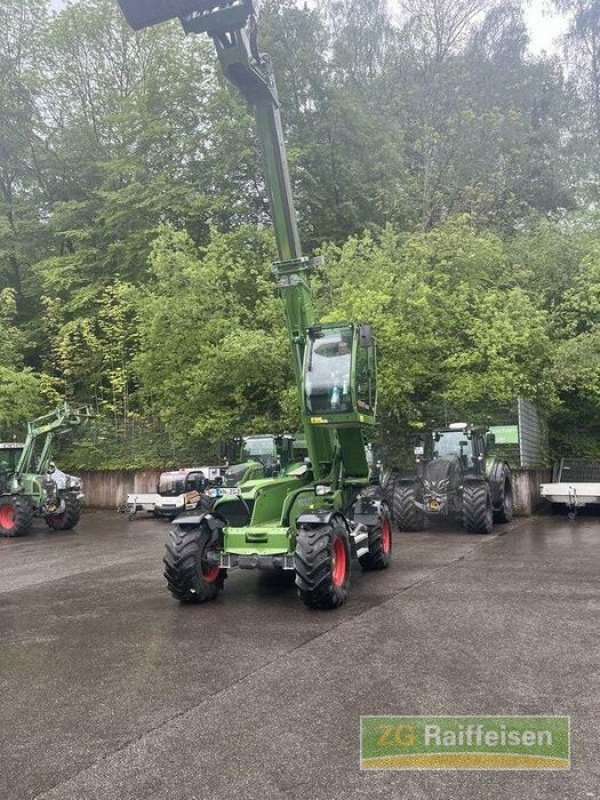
[217,433,307,490]
[117,0,392,609]
[391,423,513,534]
[0,402,91,537]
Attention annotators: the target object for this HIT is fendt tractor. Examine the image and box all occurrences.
[219,433,306,488]
[125,434,305,519]
[0,402,91,537]
[392,423,513,534]
[117,0,392,609]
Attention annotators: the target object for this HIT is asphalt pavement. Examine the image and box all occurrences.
[0,509,599,800]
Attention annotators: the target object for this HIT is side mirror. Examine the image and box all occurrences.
[358,324,373,348]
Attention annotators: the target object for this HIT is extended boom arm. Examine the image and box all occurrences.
[117,0,374,485]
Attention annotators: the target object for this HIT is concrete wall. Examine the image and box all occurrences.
[513,468,552,516]
[81,466,551,515]
[79,469,162,510]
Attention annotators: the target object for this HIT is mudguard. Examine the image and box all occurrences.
[352,495,384,527]
[296,509,348,529]
[173,510,227,533]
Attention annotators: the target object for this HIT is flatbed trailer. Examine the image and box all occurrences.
[540,458,600,514]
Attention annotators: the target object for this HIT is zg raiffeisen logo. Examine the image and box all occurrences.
[360,716,570,770]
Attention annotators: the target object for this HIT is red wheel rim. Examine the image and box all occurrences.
[381,516,392,554]
[331,535,347,587]
[0,505,16,530]
[202,561,220,583]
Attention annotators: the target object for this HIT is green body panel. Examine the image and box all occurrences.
[224,524,290,556]
[237,461,264,483]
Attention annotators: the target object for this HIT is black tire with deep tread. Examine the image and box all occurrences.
[164,523,225,603]
[0,495,34,537]
[463,482,493,534]
[382,477,395,512]
[47,493,81,531]
[493,477,514,524]
[295,520,350,609]
[361,484,383,499]
[359,502,393,571]
[392,482,425,531]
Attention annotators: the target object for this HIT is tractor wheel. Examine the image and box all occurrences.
[359,502,392,571]
[392,482,424,531]
[493,477,514,524]
[46,494,81,531]
[163,522,225,604]
[361,484,383,499]
[382,477,395,510]
[295,519,350,609]
[463,483,493,534]
[0,496,34,537]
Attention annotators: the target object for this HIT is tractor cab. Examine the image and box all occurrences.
[416,423,493,473]
[240,435,285,476]
[0,443,24,492]
[303,323,376,426]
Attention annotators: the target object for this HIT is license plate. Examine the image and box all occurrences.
[218,487,241,496]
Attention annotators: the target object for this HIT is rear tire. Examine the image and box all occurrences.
[359,502,392,571]
[392,482,425,531]
[295,519,350,609]
[493,477,513,523]
[46,493,81,531]
[164,523,225,603]
[0,496,34,537]
[463,483,493,534]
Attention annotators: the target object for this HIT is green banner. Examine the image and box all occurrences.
[490,425,519,444]
[360,716,570,770]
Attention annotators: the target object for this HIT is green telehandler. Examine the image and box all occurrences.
[117,0,392,608]
[0,402,92,536]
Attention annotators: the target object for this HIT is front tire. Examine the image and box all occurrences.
[46,493,81,531]
[295,519,350,609]
[164,523,225,603]
[463,482,493,534]
[0,496,34,537]
[359,502,393,571]
[392,482,425,531]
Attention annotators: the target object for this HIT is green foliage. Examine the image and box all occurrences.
[0,367,43,433]
[134,225,290,452]
[1,0,600,467]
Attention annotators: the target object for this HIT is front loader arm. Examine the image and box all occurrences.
[16,403,94,476]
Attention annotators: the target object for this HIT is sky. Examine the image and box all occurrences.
[50,0,570,56]
[524,0,569,54]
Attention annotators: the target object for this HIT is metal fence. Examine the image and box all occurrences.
[517,397,549,468]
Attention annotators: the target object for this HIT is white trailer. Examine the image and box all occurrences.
[541,458,600,515]
[125,467,223,520]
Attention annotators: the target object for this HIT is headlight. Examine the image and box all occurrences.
[315,485,333,496]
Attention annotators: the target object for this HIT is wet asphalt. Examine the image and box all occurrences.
[0,509,599,800]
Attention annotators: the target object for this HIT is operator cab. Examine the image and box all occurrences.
[303,323,376,426]
[0,443,23,493]
[426,424,491,468]
[241,435,280,476]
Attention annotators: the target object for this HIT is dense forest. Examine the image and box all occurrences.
[1,0,600,467]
